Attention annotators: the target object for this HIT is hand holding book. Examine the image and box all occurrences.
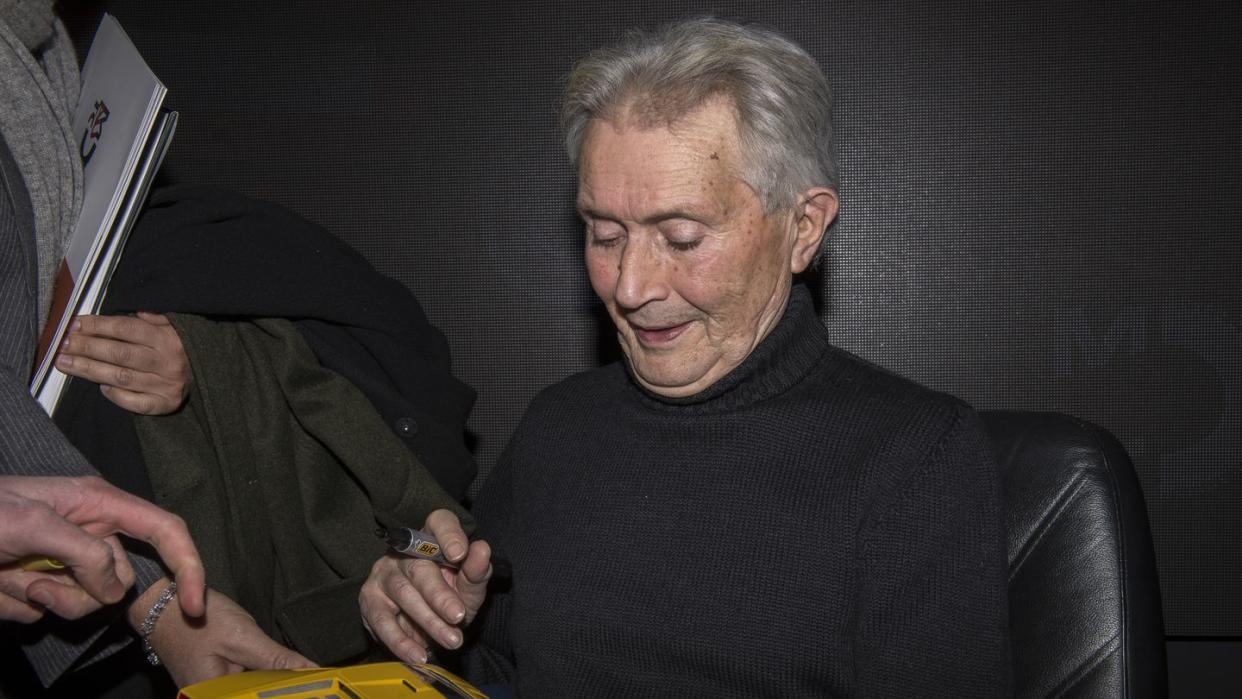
[55,311,191,415]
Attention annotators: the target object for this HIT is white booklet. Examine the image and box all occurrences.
[28,14,177,415]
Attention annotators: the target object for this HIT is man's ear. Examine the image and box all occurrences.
[789,187,839,274]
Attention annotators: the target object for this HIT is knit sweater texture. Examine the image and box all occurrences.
[465,285,1011,697]
[0,0,81,332]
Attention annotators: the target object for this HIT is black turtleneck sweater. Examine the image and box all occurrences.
[465,286,1011,697]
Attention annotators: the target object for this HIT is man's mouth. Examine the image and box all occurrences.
[629,320,692,346]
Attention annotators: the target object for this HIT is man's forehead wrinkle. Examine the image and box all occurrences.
[576,115,751,228]
[580,176,714,225]
[582,155,726,220]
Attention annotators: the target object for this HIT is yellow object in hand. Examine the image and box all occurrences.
[17,556,66,572]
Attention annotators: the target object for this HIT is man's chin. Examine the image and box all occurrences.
[629,362,714,399]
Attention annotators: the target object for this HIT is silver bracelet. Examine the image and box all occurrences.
[139,581,177,666]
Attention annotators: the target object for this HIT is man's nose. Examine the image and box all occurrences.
[614,234,668,310]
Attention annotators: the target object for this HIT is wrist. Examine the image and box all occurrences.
[127,577,177,665]
[127,577,172,629]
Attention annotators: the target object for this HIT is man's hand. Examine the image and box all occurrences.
[359,509,494,663]
[129,582,315,688]
[0,475,205,621]
[0,495,132,622]
[56,312,192,415]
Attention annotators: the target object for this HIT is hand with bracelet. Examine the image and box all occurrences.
[48,311,312,684]
[127,579,317,687]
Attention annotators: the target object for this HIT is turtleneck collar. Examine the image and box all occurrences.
[624,283,833,413]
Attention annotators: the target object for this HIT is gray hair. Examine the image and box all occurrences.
[561,17,837,216]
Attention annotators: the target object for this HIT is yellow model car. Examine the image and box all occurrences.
[176,661,489,699]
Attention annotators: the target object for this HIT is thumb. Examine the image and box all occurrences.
[268,646,317,671]
[0,589,44,623]
[230,628,318,672]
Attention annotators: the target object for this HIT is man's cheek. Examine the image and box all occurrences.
[586,260,618,300]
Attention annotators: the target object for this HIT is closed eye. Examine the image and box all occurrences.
[586,218,626,248]
[591,236,622,249]
[660,219,705,252]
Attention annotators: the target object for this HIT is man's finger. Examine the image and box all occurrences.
[24,576,111,620]
[97,384,177,416]
[230,630,317,673]
[142,523,206,618]
[37,534,138,614]
[55,351,139,393]
[59,327,154,375]
[361,558,436,663]
[0,502,129,605]
[72,314,162,349]
[179,656,234,688]
[101,534,137,587]
[32,478,206,617]
[0,588,44,623]
[23,536,132,620]
[459,539,494,587]
[423,509,470,563]
[363,601,431,664]
[389,559,465,649]
[59,314,190,416]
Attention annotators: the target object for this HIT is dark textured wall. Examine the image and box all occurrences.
[84,1,1241,639]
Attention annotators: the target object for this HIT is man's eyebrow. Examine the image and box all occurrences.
[576,203,604,219]
[643,209,709,226]
[577,203,711,225]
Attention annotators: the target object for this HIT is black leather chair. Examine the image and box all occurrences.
[980,411,1167,698]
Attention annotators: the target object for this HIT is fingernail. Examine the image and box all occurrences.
[446,542,466,560]
[452,607,465,623]
[445,630,462,648]
[56,354,72,367]
[27,590,52,608]
[70,319,81,332]
[104,580,125,601]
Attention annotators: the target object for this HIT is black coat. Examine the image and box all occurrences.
[57,184,477,502]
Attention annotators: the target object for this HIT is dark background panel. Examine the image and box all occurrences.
[73,0,1241,657]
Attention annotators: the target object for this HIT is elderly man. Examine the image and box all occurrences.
[361,17,1011,696]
